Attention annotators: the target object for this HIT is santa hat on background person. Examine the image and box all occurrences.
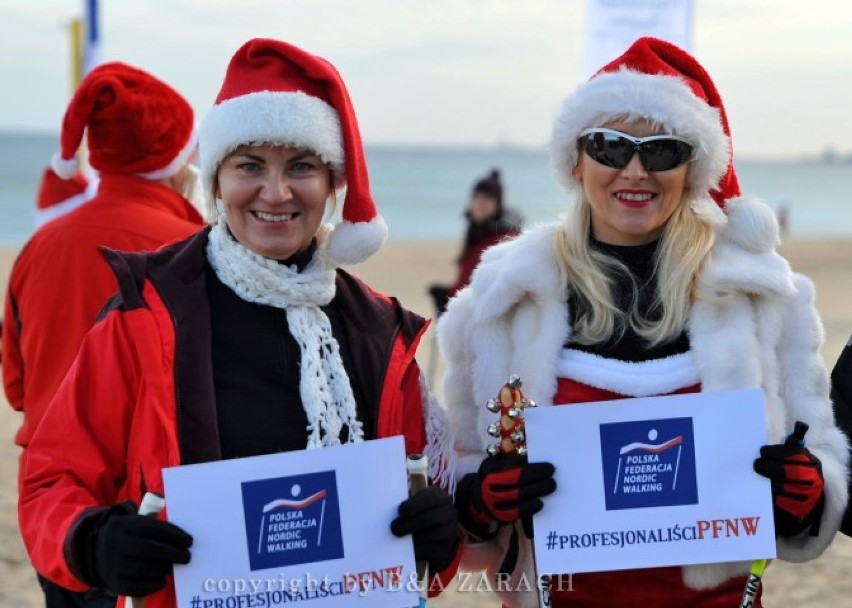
[550,36,740,211]
[34,167,98,227]
[198,38,387,265]
[51,62,196,181]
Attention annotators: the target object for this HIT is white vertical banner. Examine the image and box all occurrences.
[583,0,694,77]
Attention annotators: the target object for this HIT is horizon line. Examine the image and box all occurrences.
[1,128,850,165]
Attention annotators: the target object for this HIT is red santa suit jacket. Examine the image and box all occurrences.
[2,174,203,450]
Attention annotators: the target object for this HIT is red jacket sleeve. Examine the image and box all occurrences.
[377,326,429,455]
[18,311,138,590]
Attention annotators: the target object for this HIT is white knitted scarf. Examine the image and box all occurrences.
[206,220,364,448]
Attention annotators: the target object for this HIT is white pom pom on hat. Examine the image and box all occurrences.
[51,153,80,180]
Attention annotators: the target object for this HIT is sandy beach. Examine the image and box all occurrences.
[1,236,851,607]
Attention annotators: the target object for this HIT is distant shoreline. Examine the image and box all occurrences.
[0,129,850,165]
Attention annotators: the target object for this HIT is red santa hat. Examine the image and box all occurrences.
[198,38,387,265]
[550,37,740,210]
[52,62,196,181]
[34,167,96,227]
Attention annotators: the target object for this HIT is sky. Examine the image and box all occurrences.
[1,0,851,159]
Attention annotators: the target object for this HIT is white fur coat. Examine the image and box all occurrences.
[437,197,848,607]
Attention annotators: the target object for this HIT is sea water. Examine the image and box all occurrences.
[1,132,850,246]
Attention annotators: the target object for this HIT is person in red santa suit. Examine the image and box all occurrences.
[18,38,461,608]
[440,37,848,607]
[0,167,94,366]
[4,62,204,608]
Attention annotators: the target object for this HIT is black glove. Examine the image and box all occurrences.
[454,452,556,539]
[87,508,193,597]
[390,486,459,573]
[754,431,825,538]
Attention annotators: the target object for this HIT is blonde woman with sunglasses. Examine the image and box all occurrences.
[439,37,848,608]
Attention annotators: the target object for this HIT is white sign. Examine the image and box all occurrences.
[524,389,776,575]
[162,436,419,608]
[584,0,694,77]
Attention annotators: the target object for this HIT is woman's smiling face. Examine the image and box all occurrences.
[216,144,333,260]
[572,119,690,246]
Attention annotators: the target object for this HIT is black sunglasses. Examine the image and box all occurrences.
[578,128,694,172]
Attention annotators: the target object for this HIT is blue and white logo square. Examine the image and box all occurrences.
[599,417,698,511]
[241,470,344,571]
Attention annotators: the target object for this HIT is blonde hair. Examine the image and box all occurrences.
[554,191,717,347]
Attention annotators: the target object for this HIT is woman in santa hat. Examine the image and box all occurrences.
[19,38,461,608]
[440,37,847,607]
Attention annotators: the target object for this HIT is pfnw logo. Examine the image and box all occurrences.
[599,417,698,511]
[241,470,344,571]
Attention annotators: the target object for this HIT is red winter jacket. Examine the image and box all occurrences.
[3,174,203,451]
[18,229,459,608]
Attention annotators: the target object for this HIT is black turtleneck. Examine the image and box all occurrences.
[206,240,371,459]
[567,238,690,362]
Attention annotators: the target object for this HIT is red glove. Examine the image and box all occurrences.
[455,453,555,538]
[753,425,825,537]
